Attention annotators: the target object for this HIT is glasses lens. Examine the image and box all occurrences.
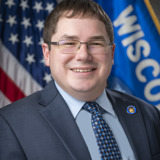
[59,40,79,54]
[58,40,111,54]
[88,40,110,54]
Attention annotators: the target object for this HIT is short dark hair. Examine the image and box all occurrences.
[43,0,114,44]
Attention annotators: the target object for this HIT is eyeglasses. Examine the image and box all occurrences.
[47,39,112,54]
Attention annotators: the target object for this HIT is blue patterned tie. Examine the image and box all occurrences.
[83,102,122,160]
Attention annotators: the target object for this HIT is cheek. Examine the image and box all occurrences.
[99,55,113,74]
[49,53,73,73]
[98,54,112,66]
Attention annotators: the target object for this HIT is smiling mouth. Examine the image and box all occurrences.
[72,69,96,73]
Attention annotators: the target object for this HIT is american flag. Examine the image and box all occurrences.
[0,0,57,107]
[1,0,160,109]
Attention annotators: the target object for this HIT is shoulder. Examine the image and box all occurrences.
[0,80,60,125]
[106,89,160,119]
[106,88,154,107]
[0,90,42,119]
[0,80,58,116]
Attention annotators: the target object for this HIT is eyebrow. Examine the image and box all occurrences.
[59,34,107,41]
[89,36,106,41]
[60,34,79,40]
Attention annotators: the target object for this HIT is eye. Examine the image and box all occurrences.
[89,41,105,47]
[61,40,78,47]
[64,42,75,46]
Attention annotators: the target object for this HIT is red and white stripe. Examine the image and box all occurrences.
[0,40,42,108]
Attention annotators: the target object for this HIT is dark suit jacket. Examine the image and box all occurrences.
[0,81,160,160]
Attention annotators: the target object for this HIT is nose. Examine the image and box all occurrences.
[75,43,92,61]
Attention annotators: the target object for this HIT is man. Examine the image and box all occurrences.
[0,0,160,160]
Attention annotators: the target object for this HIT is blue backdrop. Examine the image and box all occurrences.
[94,0,160,108]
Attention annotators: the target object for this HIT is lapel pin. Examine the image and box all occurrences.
[126,105,136,115]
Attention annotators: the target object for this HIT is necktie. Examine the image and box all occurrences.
[83,102,122,160]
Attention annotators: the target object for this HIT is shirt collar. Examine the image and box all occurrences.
[55,82,84,118]
[96,90,116,117]
[55,82,116,118]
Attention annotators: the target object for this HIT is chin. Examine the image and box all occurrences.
[71,84,96,93]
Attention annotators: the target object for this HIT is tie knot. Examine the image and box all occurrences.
[82,102,101,115]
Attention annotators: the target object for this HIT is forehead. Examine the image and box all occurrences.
[52,17,109,41]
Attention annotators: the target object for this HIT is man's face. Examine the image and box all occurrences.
[42,17,115,101]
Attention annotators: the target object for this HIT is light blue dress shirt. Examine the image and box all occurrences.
[55,82,136,160]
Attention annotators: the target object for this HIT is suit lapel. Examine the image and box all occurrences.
[106,89,152,160]
[38,81,91,160]
[38,81,152,159]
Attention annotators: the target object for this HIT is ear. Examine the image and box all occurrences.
[111,43,116,65]
[42,43,50,66]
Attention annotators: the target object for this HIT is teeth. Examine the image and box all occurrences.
[72,69,92,72]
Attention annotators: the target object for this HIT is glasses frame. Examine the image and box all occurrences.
[47,39,113,54]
